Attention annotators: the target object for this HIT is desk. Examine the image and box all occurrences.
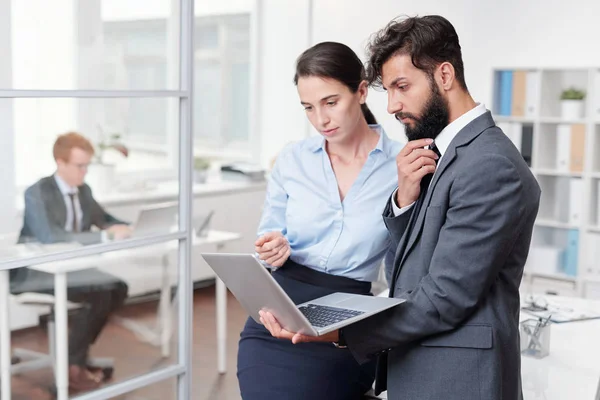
[15,179,267,213]
[0,230,241,400]
[0,247,99,400]
[520,296,600,399]
[108,230,241,365]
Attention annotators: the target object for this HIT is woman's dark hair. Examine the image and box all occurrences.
[294,42,377,125]
[365,15,468,91]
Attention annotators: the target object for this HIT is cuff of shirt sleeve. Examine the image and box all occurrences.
[391,188,415,216]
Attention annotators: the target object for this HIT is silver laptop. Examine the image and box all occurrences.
[132,202,178,236]
[201,253,404,336]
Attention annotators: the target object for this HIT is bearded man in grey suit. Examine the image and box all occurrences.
[13,132,131,390]
[258,15,541,400]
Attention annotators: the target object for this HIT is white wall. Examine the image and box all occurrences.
[254,0,312,168]
[255,0,600,159]
[101,0,253,21]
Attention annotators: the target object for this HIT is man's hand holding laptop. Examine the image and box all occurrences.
[255,231,290,267]
[259,310,339,344]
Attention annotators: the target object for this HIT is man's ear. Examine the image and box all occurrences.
[438,62,456,91]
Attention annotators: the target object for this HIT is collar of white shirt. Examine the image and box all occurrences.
[53,173,79,196]
[434,102,487,158]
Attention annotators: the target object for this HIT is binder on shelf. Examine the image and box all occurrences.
[525,70,540,118]
[569,124,585,173]
[499,70,513,116]
[588,233,600,276]
[597,180,600,226]
[568,178,583,225]
[528,245,563,275]
[594,69,600,120]
[521,125,534,167]
[555,177,570,223]
[499,122,522,152]
[561,229,579,277]
[556,124,571,172]
[511,70,527,117]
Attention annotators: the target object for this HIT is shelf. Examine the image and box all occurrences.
[524,270,577,283]
[534,169,583,177]
[538,116,588,124]
[535,219,578,229]
[584,276,600,284]
[492,67,600,295]
[494,116,535,123]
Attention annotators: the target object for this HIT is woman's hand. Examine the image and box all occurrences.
[255,231,291,267]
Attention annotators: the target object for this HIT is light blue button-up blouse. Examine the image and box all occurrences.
[257,125,402,282]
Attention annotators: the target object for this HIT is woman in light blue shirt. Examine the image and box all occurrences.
[237,42,402,400]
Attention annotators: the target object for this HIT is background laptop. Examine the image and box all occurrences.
[131,202,178,237]
[201,253,404,336]
[193,210,214,238]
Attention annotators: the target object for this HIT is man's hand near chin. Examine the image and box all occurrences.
[259,310,339,344]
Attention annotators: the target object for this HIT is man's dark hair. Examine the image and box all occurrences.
[365,15,468,91]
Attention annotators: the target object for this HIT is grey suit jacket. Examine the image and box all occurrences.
[344,111,541,400]
[18,176,126,246]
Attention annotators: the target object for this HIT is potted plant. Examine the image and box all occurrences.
[560,87,586,119]
[86,127,129,193]
[193,156,211,184]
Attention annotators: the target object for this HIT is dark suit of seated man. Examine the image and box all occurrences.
[12,132,131,390]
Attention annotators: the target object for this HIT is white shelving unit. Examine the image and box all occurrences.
[492,67,600,299]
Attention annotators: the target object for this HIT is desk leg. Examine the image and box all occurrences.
[216,276,226,374]
[54,273,68,400]
[160,254,171,358]
[0,270,11,400]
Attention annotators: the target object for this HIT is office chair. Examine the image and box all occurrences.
[11,293,114,383]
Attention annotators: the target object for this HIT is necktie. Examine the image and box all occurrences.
[68,192,79,233]
[390,142,442,295]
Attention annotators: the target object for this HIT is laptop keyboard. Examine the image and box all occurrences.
[298,304,364,328]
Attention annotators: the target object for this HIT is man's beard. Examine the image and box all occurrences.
[395,83,450,141]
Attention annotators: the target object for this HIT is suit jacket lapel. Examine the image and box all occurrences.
[393,111,497,277]
[78,186,93,230]
[45,177,68,226]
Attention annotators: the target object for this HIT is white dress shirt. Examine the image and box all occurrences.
[54,174,83,232]
[392,103,488,216]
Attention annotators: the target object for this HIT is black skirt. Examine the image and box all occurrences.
[237,260,376,400]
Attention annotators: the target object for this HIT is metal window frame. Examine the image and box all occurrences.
[0,0,195,398]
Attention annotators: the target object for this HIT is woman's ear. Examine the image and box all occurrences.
[358,80,369,104]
